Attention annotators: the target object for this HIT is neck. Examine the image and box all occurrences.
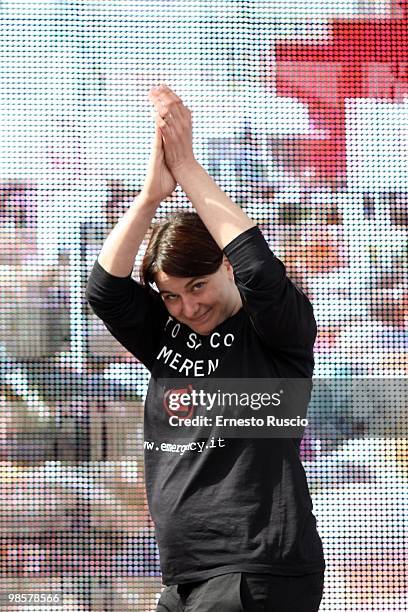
[230,290,243,317]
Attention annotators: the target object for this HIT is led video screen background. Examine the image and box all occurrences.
[0,0,407,610]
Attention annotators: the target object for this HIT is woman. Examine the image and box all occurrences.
[85,84,325,611]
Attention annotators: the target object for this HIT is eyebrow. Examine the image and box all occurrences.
[158,277,206,295]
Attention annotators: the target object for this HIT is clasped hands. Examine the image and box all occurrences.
[148,83,196,176]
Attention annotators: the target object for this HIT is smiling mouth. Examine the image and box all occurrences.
[191,309,211,323]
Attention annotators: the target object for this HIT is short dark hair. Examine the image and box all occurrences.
[140,211,223,286]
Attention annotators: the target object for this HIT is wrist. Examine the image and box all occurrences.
[171,159,201,183]
[135,191,162,209]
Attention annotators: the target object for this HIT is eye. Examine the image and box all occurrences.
[163,294,178,301]
[192,282,205,291]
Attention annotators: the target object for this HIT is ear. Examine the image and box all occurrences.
[222,255,234,279]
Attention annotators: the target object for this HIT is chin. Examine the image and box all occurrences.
[190,322,213,336]
[188,311,218,335]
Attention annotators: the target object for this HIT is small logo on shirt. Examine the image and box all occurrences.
[163,384,195,419]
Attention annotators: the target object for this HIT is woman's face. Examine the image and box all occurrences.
[155,258,242,336]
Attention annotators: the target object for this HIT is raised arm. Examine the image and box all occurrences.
[96,193,158,277]
[149,84,256,249]
[85,97,177,369]
[173,160,256,250]
[96,105,177,277]
[150,85,316,357]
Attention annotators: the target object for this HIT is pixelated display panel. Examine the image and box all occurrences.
[0,1,407,610]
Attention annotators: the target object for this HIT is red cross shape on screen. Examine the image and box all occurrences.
[269,1,408,184]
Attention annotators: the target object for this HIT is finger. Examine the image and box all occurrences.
[150,107,160,122]
[155,99,170,119]
[149,86,189,123]
[155,110,167,130]
[154,121,163,147]
[155,100,189,126]
[158,84,180,97]
[159,121,174,141]
[152,108,171,139]
[149,83,180,100]
[159,122,169,146]
[149,84,182,103]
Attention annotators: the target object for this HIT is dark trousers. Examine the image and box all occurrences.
[156,570,325,612]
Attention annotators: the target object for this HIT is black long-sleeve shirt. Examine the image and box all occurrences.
[85,225,325,585]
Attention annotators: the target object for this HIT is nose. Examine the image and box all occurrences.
[181,296,200,319]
